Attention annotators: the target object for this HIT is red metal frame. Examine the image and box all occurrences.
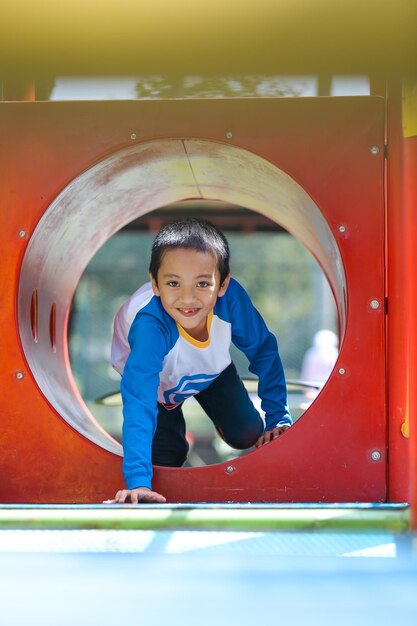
[386,82,410,502]
[0,97,387,503]
[404,133,417,524]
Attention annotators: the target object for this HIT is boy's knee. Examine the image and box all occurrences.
[227,435,258,450]
[216,424,263,450]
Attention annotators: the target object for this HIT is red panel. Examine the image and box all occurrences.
[404,136,417,524]
[386,83,410,502]
[0,98,386,503]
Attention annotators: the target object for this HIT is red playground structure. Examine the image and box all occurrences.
[1,86,416,517]
[2,5,417,626]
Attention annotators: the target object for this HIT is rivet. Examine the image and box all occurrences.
[130,133,137,140]
[15,371,24,380]
[226,131,233,139]
[370,299,380,310]
[18,230,27,238]
[338,224,346,233]
[371,450,381,462]
[226,465,235,474]
[370,146,380,155]
[338,368,345,375]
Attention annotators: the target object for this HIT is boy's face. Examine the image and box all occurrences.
[151,248,230,342]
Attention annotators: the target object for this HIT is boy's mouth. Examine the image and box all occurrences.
[178,308,199,317]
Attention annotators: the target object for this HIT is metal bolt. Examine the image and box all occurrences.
[226,131,233,139]
[370,299,380,310]
[130,133,137,140]
[226,465,235,474]
[370,146,380,155]
[338,368,345,375]
[338,225,346,233]
[371,450,381,462]
[18,229,27,238]
[15,371,24,380]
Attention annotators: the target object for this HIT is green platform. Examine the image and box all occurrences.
[0,502,410,532]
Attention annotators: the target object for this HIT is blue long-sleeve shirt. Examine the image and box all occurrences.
[111,278,291,490]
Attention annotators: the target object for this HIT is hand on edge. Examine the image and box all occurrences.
[103,486,166,504]
[256,425,290,448]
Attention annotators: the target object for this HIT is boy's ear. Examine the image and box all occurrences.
[218,274,231,297]
[150,274,160,296]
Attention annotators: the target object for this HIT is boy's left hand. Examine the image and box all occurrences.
[255,425,290,448]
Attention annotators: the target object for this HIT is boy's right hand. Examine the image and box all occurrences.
[103,487,166,504]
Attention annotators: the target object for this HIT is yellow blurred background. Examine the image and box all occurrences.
[1,1,416,77]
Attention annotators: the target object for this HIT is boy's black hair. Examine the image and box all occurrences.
[149,217,230,284]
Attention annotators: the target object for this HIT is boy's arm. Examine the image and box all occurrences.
[111,282,154,376]
[120,312,168,491]
[228,280,292,431]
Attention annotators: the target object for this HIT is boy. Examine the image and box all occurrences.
[109,218,291,504]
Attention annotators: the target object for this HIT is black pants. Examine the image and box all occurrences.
[152,362,264,467]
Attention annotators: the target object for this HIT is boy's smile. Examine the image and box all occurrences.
[151,248,230,342]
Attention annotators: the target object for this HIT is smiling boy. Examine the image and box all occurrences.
[109,218,291,504]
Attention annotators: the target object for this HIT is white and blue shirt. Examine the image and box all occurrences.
[111,278,291,490]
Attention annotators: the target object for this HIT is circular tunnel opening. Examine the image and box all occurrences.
[71,202,339,465]
[18,139,346,455]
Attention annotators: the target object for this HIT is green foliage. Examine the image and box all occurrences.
[134,75,309,99]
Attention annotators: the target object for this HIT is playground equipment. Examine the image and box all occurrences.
[1,7,417,626]
[0,95,393,504]
[0,4,416,521]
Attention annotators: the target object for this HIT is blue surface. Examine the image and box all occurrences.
[0,530,416,626]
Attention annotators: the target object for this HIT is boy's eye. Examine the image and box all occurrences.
[197,281,210,288]
[167,281,179,287]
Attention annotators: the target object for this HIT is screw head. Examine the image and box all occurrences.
[130,133,137,140]
[226,465,235,474]
[370,299,380,310]
[18,230,27,238]
[15,371,24,380]
[338,224,346,233]
[338,367,345,375]
[371,450,381,462]
[226,131,233,139]
[370,146,380,155]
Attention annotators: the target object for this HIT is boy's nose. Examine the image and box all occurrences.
[179,285,196,303]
